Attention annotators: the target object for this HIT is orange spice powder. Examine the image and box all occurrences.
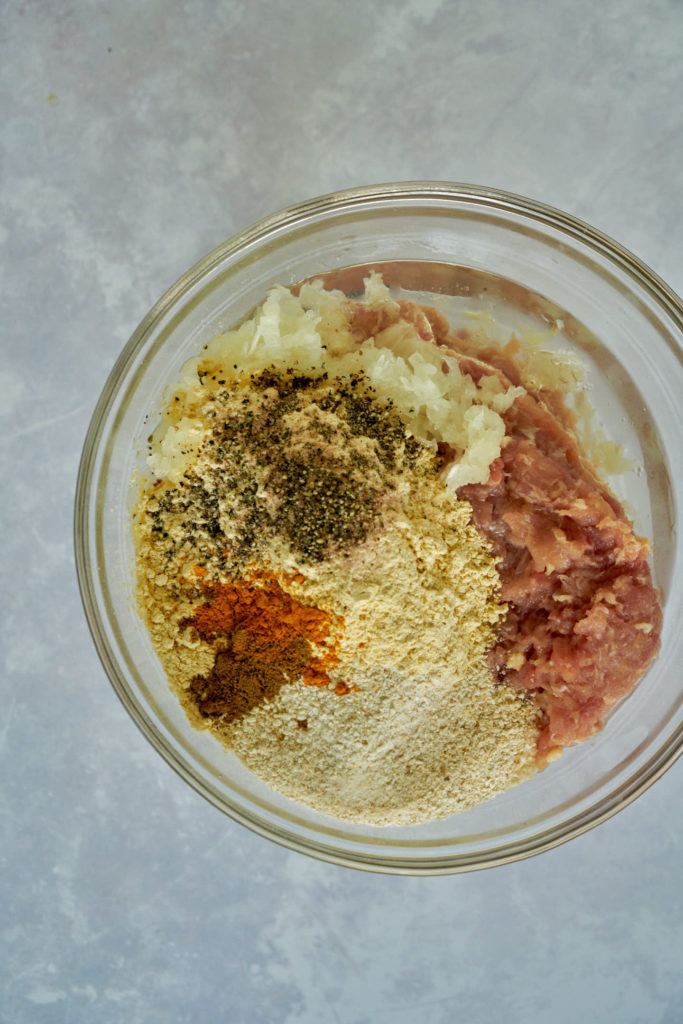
[189,572,343,689]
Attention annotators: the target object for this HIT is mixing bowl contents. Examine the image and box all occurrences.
[133,272,662,825]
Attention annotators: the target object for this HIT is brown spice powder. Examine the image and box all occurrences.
[189,632,313,724]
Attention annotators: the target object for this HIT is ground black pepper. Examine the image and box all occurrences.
[147,368,434,572]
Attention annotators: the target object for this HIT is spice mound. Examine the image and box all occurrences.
[133,273,662,826]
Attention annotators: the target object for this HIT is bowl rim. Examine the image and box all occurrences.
[74,180,683,874]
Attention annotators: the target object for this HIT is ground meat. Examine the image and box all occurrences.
[456,355,662,761]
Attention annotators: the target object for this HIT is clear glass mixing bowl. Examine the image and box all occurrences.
[75,183,682,873]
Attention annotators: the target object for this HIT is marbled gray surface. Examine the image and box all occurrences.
[1,1,682,1022]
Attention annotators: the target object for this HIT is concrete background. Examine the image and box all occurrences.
[1,1,681,1021]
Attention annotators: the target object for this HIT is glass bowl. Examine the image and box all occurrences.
[75,182,682,874]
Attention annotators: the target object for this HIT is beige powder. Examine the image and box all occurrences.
[135,458,540,826]
[222,665,538,825]
[211,478,540,825]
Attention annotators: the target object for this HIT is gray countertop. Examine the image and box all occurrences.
[2,2,681,1022]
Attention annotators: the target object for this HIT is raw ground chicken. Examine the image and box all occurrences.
[443,340,662,760]
[133,273,662,824]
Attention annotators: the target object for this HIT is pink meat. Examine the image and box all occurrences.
[457,362,661,762]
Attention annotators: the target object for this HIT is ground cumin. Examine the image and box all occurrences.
[186,574,344,724]
[190,632,313,724]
